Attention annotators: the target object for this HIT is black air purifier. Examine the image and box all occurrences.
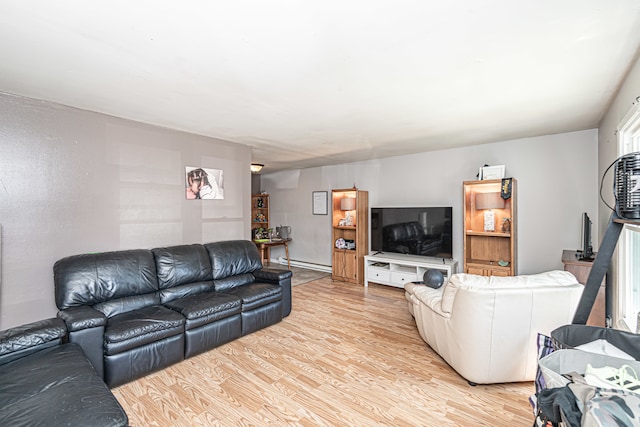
[614,151,640,220]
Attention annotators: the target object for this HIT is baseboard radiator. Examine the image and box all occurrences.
[272,257,332,273]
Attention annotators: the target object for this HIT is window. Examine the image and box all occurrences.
[616,100,640,332]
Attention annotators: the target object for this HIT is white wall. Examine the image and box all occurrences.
[262,130,599,275]
[0,93,252,329]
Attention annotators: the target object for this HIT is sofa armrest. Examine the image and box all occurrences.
[57,306,107,378]
[0,318,67,365]
[253,267,293,283]
[253,267,293,318]
[57,306,107,331]
[412,286,450,318]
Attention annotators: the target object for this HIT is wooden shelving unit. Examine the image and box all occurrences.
[463,179,517,276]
[331,188,368,284]
[251,193,270,259]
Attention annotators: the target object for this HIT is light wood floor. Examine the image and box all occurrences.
[112,277,535,426]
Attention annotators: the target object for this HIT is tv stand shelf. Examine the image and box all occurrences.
[364,252,458,288]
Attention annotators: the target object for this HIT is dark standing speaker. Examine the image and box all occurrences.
[614,152,640,220]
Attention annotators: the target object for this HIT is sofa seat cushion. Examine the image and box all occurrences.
[0,343,128,427]
[223,283,282,311]
[164,292,242,330]
[104,305,185,356]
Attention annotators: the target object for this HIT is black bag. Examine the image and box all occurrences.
[535,386,581,427]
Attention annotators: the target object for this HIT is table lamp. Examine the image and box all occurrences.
[340,197,356,226]
[475,192,505,232]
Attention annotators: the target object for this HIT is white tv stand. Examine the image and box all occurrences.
[364,252,458,288]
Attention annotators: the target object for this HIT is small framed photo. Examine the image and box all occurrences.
[481,165,505,180]
[312,191,328,215]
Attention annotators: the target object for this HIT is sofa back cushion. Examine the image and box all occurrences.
[440,270,579,314]
[204,240,263,280]
[152,244,213,289]
[54,250,160,314]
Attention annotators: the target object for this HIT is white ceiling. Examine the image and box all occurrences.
[1,1,640,173]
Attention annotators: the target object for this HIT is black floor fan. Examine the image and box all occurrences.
[615,152,640,220]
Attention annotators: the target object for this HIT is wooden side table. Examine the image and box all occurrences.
[254,238,292,269]
[561,249,605,327]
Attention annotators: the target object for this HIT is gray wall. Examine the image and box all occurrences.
[0,93,252,329]
[262,129,599,275]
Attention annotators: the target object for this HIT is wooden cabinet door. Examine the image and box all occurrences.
[333,250,357,282]
[466,266,485,275]
[332,251,345,279]
[488,268,510,277]
[466,264,511,277]
[345,252,357,281]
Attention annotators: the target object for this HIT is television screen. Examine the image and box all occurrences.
[580,212,594,261]
[370,207,453,258]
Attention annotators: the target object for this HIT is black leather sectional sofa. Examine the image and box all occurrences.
[0,239,292,426]
[0,318,129,427]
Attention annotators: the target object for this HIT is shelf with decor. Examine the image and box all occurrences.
[251,193,270,260]
[463,178,517,276]
[331,188,368,284]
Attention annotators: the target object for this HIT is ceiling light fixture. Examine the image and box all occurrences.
[250,163,264,173]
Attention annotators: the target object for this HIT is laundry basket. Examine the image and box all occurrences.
[531,325,640,426]
[550,324,640,360]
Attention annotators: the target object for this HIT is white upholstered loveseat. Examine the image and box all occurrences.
[405,271,584,385]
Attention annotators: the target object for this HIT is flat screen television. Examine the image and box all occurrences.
[579,212,594,261]
[370,207,453,259]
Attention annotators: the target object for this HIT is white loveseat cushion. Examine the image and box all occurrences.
[440,270,580,314]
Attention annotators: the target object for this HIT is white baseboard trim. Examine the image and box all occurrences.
[271,257,332,273]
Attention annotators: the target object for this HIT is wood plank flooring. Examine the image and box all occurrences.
[112,277,535,426]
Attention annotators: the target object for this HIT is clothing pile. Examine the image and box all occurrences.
[531,325,640,427]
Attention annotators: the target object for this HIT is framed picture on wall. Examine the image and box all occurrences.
[185,166,224,199]
[312,191,328,215]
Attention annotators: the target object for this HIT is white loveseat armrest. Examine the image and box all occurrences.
[412,286,450,318]
[404,282,450,319]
